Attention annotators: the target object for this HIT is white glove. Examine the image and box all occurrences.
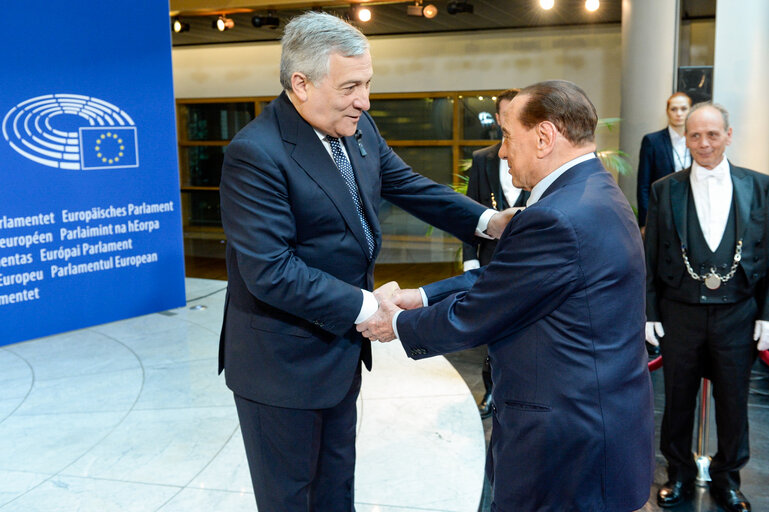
[645,322,665,347]
[753,320,769,351]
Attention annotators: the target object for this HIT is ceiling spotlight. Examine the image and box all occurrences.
[422,4,438,18]
[351,5,372,22]
[172,17,190,33]
[213,15,234,31]
[585,0,599,11]
[540,0,555,9]
[447,1,473,15]
[252,13,280,29]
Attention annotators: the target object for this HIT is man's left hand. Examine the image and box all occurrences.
[754,320,769,351]
[356,299,402,342]
[486,207,521,239]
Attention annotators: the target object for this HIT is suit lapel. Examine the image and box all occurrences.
[669,170,689,246]
[660,128,676,171]
[485,143,504,209]
[730,163,752,242]
[276,93,373,258]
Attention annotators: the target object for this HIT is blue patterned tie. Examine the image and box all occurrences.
[327,136,375,257]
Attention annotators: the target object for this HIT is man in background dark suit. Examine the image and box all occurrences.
[645,103,769,512]
[218,11,513,512]
[637,92,692,231]
[462,88,529,417]
[359,80,655,511]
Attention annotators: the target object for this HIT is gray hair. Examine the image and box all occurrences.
[686,101,730,131]
[280,11,370,90]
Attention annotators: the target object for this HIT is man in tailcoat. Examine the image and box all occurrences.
[645,102,769,511]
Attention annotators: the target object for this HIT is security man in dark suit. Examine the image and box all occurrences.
[462,88,529,417]
[637,92,692,231]
[218,11,514,511]
[645,102,769,512]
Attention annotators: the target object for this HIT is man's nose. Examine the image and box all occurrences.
[353,91,370,111]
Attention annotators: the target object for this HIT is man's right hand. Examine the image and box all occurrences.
[390,288,423,310]
[645,321,665,347]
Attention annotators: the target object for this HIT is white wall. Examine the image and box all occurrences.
[173,25,619,109]
[172,24,622,153]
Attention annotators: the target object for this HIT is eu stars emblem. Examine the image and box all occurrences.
[79,126,138,169]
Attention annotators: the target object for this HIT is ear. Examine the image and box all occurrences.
[535,121,557,157]
[290,72,310,102]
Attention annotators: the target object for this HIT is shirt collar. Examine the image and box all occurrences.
[667,125,685,145]
[691,157,730,183]
[527,152,596,206]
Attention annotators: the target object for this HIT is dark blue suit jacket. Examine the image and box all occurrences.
[397,158,654,511]
[218,92,486,409]
[637,127,676,227]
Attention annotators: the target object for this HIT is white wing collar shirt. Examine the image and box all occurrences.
[690,157,732,252]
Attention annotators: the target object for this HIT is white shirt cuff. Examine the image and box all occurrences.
[355,289,379,324]
[392,310,401,340]
[463,259,480,272]
[419,287,429,307]
[475,209,497,240]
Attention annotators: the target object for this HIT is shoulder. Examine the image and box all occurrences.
[473,143,500,158]
[643,128,668,144]
[732,164,768,183]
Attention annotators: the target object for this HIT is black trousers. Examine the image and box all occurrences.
[234,368,361,511]
[659,297,757,489]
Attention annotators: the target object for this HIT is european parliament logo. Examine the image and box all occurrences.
[1,94,139,170]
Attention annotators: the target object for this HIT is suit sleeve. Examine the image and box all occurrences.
[220,138,362,337]
[361,114,487,245]
[644,181,662,322]
[462,154,483,262]
[636,135,653,227]
[397,207,580,357]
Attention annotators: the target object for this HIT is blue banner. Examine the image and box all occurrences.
[0,1,186,345]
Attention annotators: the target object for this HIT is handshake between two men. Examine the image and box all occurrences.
[356,281,416,343]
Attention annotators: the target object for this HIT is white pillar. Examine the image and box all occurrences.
[713,0,769,173]
[618,0,680,206]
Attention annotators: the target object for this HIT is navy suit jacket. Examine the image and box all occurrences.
[462,143,529,265]
[397,158,654,511]
[637,127,676,227]
[645,162,769,322]
[218,92,486,409]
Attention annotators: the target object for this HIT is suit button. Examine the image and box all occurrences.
[665,257,672,263]
[701,296,707,301]
[754,273,759,279]
[722,297,728,302]
[664,242,671,248]
[755,256,760,262]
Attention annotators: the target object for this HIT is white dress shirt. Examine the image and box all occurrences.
[668,126,691,172]
[499,158,524,208]
[689,157,732,252]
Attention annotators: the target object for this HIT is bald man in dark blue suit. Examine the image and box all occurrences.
[359,81,655,511]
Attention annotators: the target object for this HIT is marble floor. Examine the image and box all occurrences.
[0,278,486,512]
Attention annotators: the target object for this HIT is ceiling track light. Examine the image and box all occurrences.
[252,12,280,29]
[407,1,438,18]
[447,1,473,15]
[585,0,600,12]
[171,17,190,33]
[213,15,234,32]
[540,0,555,9]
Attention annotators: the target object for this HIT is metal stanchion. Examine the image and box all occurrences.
[694,378,712,486]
